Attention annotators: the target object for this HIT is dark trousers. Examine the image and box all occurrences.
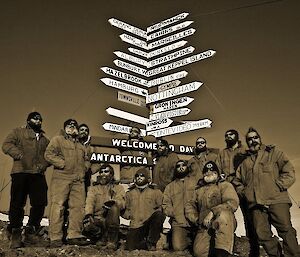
[126,211,165,250]
[9,173,48,230]
[239,196,260,257]
[252,203,299,257]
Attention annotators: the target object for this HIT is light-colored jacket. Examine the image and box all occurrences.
[233,145,295,208]
[185,180,239,226]
[123,184,163,228]
[44,130,89,179]
[2,126,49,174]
[85,183,125,218]
[162,175,197,227]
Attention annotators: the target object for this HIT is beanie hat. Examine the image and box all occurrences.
[203,161,219,174]
[135,167,150,180]
[27,112,42,121]
[64,119,79,129]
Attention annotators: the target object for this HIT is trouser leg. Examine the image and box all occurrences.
[126,226,147,250]
[268,204,300,257]
[9,174,28,230]
[193,229,211,257]
[172,226,191,251]
[67,180,85,239]
[105,205,120,244]
[146,211,165,245]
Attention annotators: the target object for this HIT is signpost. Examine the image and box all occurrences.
[146,118,173,131]
[106,107,149,125]
[157,80,181,92]
[149,108,191,120]
[108,18,147,39]
[114,51,148,67]
[151,96,194,113]
[147,70,188,87]
[117,91,146,107]
[119,34,148,49]
[102,122,146,136]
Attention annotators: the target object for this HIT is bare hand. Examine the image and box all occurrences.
[203,211,214,228]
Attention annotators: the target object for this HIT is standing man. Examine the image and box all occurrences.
[123,168,165,251]
[188,137,219,182]
[152,139,179,192]
[45,119,90,247]
[2,111,49,248]
[234,127,299,257]
[219,129,260,257]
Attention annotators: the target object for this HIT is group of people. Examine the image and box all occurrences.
[2,111,299,257]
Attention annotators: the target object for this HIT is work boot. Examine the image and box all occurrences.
[106,227,119,250]
[67,237,90,246]
[10,228,24,249]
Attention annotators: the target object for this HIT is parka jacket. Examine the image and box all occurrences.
[185,179,239,226]
[85,182,125,218]
[233,145,295,208]
[2,126,49,174]
[188,148,219,181]
[44,130,89,179]
[153,151,179,191]
[162,175,197,227]
[123,184,163,228]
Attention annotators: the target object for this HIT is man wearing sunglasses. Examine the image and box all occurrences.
[187,137,219,182]
[234,127,299,257]
[2,112,50,248]
[123,168,165,251]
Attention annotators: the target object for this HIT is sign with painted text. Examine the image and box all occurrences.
[149,108,191,120]
[151,96,194,113]
[146,82,202,103]
[146,118,173,131]
[114,51,148,67]
[147,70,188,87]
[148,119,212,137]
[106,107,149,125]
[117,91,146,107]
[157,80,181,92]
[120,34,147,49]
[108,18,147,39]
[102,122,146,136]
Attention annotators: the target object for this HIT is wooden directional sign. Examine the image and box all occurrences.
[120,34,147,50]
[117,91,146,107]
[147,21,193,41]
[113,59,148,77]
[101,78,148,97]
[102,122,146,136]
[148,46,195,68]
[146,81,202,103]
[106,107,149,125]
[147,50,216,76]
[151,96,194,113]
[149,108,191,120]
[157,80,181,92]
[146,118,173,131]
[147,28,196,50]
[108,18,147,39]
[148,70,188,87]
[114,51,148,67]
[101,67,148,87]
[147,12,189,33]
[147,119,212,137]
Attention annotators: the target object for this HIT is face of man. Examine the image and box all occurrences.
[203,170,219,184]
[174,161,189,179]
[28,114,42,131]
[134,173,148,186]
[157,141,168,155]
[246,131,261,153]
[129,127,140,140]
[78,126,89,140]
[195,137,207,154]
[65,122,78,137]
[225,131,238,148]
[97,166,113,185]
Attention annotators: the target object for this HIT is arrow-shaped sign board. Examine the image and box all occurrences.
[147,50,216,76]
[147,119,212,137]
[114,59,148,77]
[147,12,189,33]
[151,96,194,113]
[157,80,181,92]
[106,107,149,125]
[101,78,148,97]
[146,118,173,131]
[102,122,146,136]
[114,51,148,67]
[148,70,188,87]
[120,34,148,50]
[146,81,202,103]
[117,91,146,107]
[149,108,191,120]
[108,18,147,39]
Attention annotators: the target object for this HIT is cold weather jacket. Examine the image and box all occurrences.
[123,184,163,228]
[233,144,295,208]
[188,148,219,181]
[44,130,89,179]
[85,182,125,218]
[162,175,197,227]
[2,126,49,174]
[152,151,179,191]
[185,179,239,226]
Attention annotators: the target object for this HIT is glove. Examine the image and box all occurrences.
[203,211,214,228]
[103,200,116,210]
[83,214,94,227]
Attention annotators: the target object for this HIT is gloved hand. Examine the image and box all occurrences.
[203,211,214,228]
[83,214,94,227]
[103,200,116,210]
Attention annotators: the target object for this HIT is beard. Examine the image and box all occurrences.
[248,142,261,153]
[65,127,78,137]
[195,146,207,155]
[174,169,189,179]
[97,175,112,185]
[28,121,42,133]
[225,138,238,148]
[204,173,218,184]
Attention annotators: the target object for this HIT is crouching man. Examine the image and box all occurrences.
[185,161,239,257]
[83,164,125,250]
[123,168,165,251]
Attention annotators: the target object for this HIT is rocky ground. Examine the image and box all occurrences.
[0,220,266,257]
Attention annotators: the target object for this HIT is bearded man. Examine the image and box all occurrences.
[45,119,90,247]
[2,112,50,248]
[83,164,125,250]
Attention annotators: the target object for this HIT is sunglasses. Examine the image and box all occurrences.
[196,141,206,145]
[31,116,42,121]
[135,173,145,178]
[176,163,187,168]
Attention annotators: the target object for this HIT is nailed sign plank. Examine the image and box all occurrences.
[114,59,148,77]
[114,51,148,67]
[149,108,191,120]
[108,18,147,39]
[120,34,147,49]
[106,107,149,125]
[147,119,212,137]
[146,118,173,131]
[151,96,194,113]
[102,122,146,136]
[146,82,202,103]
[117,91,146,107]
[148,71,188,87]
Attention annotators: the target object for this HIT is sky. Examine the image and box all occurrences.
[0,0,300,233]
